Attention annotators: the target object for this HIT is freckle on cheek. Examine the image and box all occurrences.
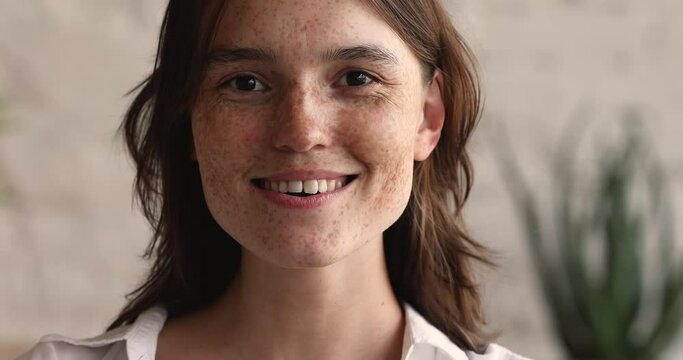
[327,229,340,248]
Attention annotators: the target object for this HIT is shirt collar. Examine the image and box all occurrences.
[401,303,470,360]
[44,304,470,360]
[37,306,165,360]
[124,306,167,360]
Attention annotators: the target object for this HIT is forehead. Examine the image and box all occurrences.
[211,0,411,61]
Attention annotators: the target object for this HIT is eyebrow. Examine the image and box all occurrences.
[207,44,400,68]
[207,47,278,66]
[321,45,400,66]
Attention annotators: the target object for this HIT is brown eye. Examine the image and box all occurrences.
[340,71,375,87]
[225,75,266,91]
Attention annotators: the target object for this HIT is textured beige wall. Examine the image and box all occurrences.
[0,2,163,357]
[1,1,682,359]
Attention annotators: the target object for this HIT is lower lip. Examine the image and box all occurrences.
[254,181,352,210]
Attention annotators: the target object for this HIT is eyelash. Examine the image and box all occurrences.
[217,69,382,94]
[219,74,269,92]
[335,70,381,88]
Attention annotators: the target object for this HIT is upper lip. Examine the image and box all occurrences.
[255,170,356,181]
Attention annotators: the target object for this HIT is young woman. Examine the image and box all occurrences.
[21,0,527,359]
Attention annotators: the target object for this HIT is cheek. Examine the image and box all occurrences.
[191,101,269,217]
[338,94,419,220]
[343,91,420,169]
[192,100,270,167]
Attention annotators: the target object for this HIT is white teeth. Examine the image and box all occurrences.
[318,180,328,193]
[288,180,303,193]
[263,178,349,194]
[303,179,318,194]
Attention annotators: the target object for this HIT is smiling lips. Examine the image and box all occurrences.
[255,175,355,196]
[252,170,358,197]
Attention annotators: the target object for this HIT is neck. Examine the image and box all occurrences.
[207,238,405,360]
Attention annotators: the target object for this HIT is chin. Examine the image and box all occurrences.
[243,229,367,269]
[278,254,342,269]
[254,247,349,270]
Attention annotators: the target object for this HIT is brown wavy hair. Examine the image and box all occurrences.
[110,0,491,352]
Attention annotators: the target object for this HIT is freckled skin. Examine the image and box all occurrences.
[192,0,433,268]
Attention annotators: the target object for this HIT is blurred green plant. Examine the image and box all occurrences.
[500,117,683,359]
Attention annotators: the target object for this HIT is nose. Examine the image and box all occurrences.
[272,82,330,153]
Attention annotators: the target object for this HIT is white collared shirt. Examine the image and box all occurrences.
[18,305,528,360]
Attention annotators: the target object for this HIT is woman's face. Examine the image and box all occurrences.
[192,0,443,268]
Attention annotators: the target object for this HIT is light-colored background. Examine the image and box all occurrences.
[1,1,682,359]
